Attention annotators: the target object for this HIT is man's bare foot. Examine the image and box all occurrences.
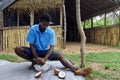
[29,61,36,70]
[29,64,35,70]
[74,67,92,76]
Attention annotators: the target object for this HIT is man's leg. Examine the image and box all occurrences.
[54,53,78,72]
[14,46,36,69]
[50,52,92,75]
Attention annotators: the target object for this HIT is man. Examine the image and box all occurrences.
[14,14,91,75]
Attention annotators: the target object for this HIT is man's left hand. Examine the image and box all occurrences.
[34,57,46,66]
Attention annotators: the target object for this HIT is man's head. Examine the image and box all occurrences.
[39,14,51,30]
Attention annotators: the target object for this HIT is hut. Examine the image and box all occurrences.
[65,0,120,46]
[0,0,120,51]
[0,0,65,51]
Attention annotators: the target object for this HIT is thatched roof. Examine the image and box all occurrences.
[0,0,63,11]
[65,0,120,21]
[0,0,15,11]
[0,0,119,20]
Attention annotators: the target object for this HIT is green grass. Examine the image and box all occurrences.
[0,54,18,62]
[0,52,120,79]
[64,52,120,80]
[86,70,116,80]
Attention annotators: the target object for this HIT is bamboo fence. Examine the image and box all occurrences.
[85,25,119,46]
[0,25,62,50]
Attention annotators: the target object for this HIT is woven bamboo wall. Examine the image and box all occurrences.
[85,25,119,46]
[0,25,62,50]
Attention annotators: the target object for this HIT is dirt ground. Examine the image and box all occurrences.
[0,42,120,54]
[61,42,120,53]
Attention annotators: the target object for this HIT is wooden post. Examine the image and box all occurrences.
[91,17,93,28]
[60,7,63,48]
[62,0,67,49]
[0,11,3,51]
[83,20,86,29]
[30,10,34,26]
[17,11,19,27]
[104,12,106,27]
[104,12,107,45]
[60,7,63,27]
[76,0,86,67]
[0,11,3,28]
[118,10,120,45]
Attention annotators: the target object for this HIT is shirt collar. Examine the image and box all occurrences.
[36,24,48,33]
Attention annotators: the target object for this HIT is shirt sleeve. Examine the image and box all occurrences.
[26,28,35,44]
[49,30,55,46]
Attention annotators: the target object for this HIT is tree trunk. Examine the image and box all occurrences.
[62,0,67,49]
[118,10,120,46]
[30,10,34,26]
[76,0,86,67]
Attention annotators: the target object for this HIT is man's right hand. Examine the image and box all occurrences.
[34,57,46,66]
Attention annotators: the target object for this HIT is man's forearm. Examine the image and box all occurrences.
[44,46,54,60]
[30,44,38,59]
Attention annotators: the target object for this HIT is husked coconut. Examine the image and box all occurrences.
[58,71,66,79]
[54,68,60,75]
[35,71,42,78]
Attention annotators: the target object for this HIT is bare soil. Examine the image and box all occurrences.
[0,42,120,56]
[0,42,120,54]
[61,42,120,54]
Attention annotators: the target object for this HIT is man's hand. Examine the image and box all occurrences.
[34,57,46,66]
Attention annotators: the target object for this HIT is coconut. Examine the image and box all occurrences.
[34,64,51,72]
[35,71,42,78]
[58,71,66,79]
[54,68,60,75]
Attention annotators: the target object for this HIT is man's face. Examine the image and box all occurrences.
[40,21,50,30]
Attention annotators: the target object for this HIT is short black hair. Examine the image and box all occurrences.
[40,14,51,22]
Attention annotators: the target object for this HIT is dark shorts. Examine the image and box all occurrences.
[22,47,59,61]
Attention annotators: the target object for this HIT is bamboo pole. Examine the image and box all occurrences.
[0,11,3,51]
[0,30,2,51]
[104,12,107,45]
[60,7,63,27]
[91,17,93,28]
[104,12,106,27]
[17,11,19,27]
[30,10,34,26]
[0,11,3,28]
[62,0,67,49]
[76,0,86,67]
[60,7,63,48]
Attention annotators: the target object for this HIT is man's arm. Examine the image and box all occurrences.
[30,43,38,59]
[30,43,47,65]
[44,45,54,61]
[44,29,55,61]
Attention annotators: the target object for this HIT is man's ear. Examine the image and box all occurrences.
[39,19,41,22]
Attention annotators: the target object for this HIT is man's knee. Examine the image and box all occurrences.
[55,53,64,60]
[14,46,24,54]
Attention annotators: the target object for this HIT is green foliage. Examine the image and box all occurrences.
[0,54,18,62]
[86,52,120,62]
[85,19,91,28]
[0,52,120,79]
[86,70,115,80]
[64,52,120,80]
[93,18,104,27]
[104,64,111,70]
[83,10,120,28]
[64,53,80,64]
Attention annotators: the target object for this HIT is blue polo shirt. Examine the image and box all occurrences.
[26,24,55,50]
